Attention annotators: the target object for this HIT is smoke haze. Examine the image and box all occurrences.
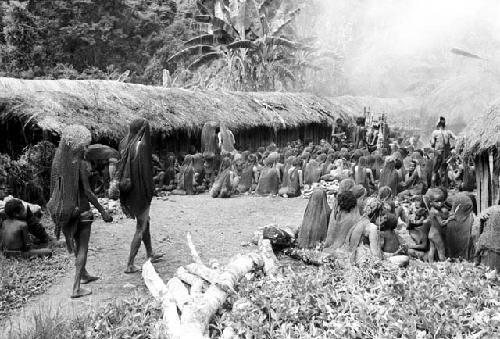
[298,0,500,98]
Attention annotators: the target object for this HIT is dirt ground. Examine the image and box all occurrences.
[1,194,308,338]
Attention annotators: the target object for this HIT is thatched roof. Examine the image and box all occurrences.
[0,77,357,140]
[461,98,500,156]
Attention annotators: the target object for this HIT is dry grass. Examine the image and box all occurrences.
[462,98,500,156]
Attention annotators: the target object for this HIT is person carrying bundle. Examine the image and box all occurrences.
[111,119,163,274]
[48,125,113,298]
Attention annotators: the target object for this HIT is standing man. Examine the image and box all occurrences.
[218,122,236,155]
[430,116,456,188]
[111,118,163,273]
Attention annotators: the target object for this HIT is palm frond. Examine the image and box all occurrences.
[187,52,224,70]
[228,40,258,50]
[167,45,218,64]
[184,34,217,47]
[195,15,211,23]
[211,16,239,39]
[264,37,299,49]
[196,1,212,15]
[270,7,302,36]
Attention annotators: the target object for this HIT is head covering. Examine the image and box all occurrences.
[117,118,154,218]
[339,178,355,194]
[378,186,393,201]
[47,125,92,252]
[363,197,384,222]
[297,189,331,249]
[352,185,367,199]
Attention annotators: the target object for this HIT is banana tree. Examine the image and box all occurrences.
[167,0,306,91]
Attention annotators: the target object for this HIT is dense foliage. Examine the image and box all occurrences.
[9,258,500,338]
[214,259,500,338]
[0,0,342,92]
[0,141,55,205]
[0,0,194,84]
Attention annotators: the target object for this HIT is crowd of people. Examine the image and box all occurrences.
[1,115,499,298]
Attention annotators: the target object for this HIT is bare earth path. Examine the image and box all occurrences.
[1,194,308,338]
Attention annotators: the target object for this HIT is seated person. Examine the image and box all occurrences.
[0,196,55,246]
[237,154,257,194]
[255,155,280,196]
[172,155,196,195]
[279,158,303,198]
[211,157,235,198]
[0,198,52,258]
[380,213,403,254]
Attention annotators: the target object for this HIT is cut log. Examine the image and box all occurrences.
[176,267,206,297]
[143,237,269,339]
[185,263,222,287]
[142,261,182,338]
[166,277,191,309]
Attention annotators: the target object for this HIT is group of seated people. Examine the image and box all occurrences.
[149,136,475,203]
[281,139,484,266]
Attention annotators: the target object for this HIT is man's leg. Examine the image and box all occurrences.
[125,207,149,273]
[71,222,92,298]
[142,216,163,262]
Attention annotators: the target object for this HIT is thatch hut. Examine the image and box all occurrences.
[462,99,500,212]
[0,77,356,156]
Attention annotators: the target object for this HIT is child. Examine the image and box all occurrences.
[425,195,448,262]
[0,199,52,258]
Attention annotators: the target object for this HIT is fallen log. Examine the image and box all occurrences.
[142,232,279,339]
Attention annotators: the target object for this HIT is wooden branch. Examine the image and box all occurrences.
[176,267,205,297]
[187,232,204,265]
[142,260,182,338]
[258,238,279,276]
[185,263,221,286]
[166,277,191,310]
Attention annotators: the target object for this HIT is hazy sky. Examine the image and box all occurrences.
[300,0,500,97]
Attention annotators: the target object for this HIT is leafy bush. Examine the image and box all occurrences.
[214,259,500,338]
[8,295,162,339]
[0,141,55,204]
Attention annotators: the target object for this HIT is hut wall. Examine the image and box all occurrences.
[234,126,275,152]
[475,153,492,213]
[153,129,201,157]
[234,123,332,151]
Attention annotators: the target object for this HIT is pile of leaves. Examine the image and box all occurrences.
[214,259,500,338]
[0,249,70,320]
